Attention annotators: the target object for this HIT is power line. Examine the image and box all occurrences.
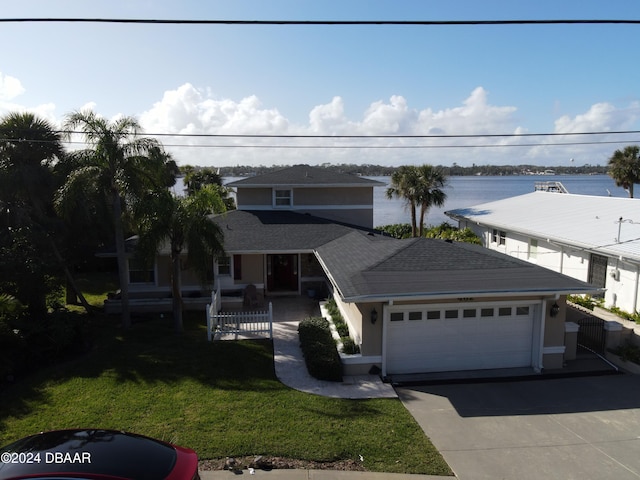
[2,18,640,26]
[52,128,640,139]
[3,129,639,149]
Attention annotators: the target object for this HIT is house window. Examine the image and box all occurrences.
[528,239,538,260]
[218,256,231,276]
[129,258,155,284]
[498,231,506,246]
[516,306,530,316]
[274,189,292,207]
[408,311,422,321]
[491,229,497,243]
[390,312,404,322]
[481,308,494,317]
[498,307,512,316]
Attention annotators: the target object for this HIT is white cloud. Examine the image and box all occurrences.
[554,101,640,133]
[0,72,25,101]
[71,83,636,167]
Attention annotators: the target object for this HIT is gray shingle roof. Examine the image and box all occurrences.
[446,191,640,261]
[316,231,599,301]
[210,209,378,252]
[225,165,385,187]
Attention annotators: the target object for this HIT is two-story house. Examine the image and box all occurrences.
[110,166,600,378]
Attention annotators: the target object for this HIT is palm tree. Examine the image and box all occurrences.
[415,164,447,237]
[56,110,175,328]
[386,165,448,237]
[0,112,93,314]
[386,166,421,237]
[134,185,226,333]
[184,167,236,209]
[608,145,640,198]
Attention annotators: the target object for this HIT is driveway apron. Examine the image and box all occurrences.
[397,374,640,480]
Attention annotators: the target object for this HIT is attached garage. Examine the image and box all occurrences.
[315,232,602,377]
[384,302,541,375]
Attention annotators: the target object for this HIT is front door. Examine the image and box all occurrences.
[267,254,298,292]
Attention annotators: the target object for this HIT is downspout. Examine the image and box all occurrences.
[559,246,564,275]
[634,264,640,313]
[381,302,389,378]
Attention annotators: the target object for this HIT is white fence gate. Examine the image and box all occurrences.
[206,289,273,341]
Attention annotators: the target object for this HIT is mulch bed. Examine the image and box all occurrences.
[199,456,366,472]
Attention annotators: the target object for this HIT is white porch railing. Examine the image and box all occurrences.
[206,287,273,341]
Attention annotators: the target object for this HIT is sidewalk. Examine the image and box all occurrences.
[201,469,447,479]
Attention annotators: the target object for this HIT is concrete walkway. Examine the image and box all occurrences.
[201,470,448,479]
[270,296,397,399]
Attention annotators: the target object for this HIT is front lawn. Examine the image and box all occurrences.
[0,312,451,475]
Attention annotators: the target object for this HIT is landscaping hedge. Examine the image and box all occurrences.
[298,316,342,382]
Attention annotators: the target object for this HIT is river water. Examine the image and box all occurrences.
[371,174,627,228]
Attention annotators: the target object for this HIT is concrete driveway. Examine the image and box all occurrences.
[397,374,640,480]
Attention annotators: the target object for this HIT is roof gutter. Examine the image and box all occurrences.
[339,286,604,304]
[446,213,640,265]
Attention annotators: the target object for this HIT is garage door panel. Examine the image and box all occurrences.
[386,304,535,374]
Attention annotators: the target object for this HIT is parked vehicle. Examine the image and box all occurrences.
[0,429,200,480]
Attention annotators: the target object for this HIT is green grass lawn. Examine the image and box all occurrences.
[0,309,451,475]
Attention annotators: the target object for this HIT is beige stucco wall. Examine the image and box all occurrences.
[156,255,210,289]
[236,188,271,207]
[236,254,264,284]
[335,297,383,357]
[295,187,373,205]
[542,296,568,369]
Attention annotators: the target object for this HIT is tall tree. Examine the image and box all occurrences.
[386,166,420,237]
[415,164,447,237]
[608,145,640,198]
[0,112,92,314]
[386,165,448,237]
[134,185,226,333]
[56,110,175,328]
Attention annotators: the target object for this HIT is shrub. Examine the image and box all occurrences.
[335,321,349,338]
[610,342,640,364]
[325,298,339,316]
[298,317,342,382]
[341,337,360,355]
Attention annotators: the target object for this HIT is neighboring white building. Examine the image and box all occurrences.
[447,191,640,313]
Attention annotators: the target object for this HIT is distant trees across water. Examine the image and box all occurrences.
[215,163,609,178]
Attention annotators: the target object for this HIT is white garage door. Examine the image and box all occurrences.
[385,303,536,375]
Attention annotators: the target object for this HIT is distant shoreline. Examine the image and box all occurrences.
[211,164,609,178]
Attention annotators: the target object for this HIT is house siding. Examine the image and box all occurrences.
[461,219,640,313]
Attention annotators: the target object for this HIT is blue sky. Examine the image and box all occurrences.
[1,0,640,167]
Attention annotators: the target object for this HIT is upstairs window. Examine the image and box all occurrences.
[491,229,506,245]
[274,189,292,207]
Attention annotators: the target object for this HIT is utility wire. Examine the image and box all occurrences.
[1,18,640,26]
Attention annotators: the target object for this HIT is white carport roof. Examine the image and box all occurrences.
[446,191,640,262]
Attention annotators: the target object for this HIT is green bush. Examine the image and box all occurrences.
[298,317,342,382]
[341,337,360,355]
[610,342,640,364]
[325,298,339,316]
